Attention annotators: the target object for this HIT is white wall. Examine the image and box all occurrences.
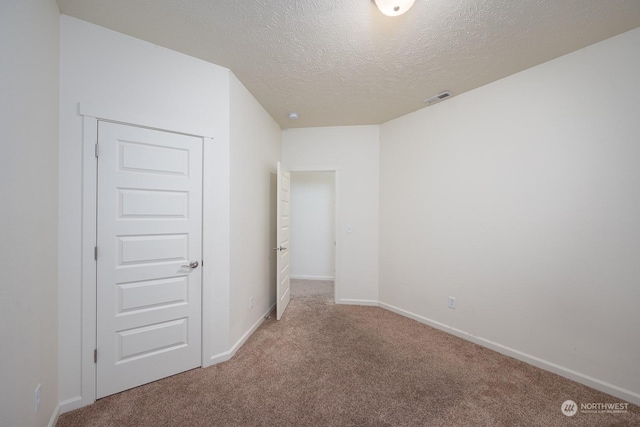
[282,126,379,304]
[379,28,640,404]
[0,1,60,426]
[290,172,336,280]
[58,15,232,410]
[229,74,282,346]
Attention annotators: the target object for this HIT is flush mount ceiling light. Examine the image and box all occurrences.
[288,112,299,120]
[374,0,416,16]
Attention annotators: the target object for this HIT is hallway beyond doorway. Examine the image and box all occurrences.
[290,279,334,299]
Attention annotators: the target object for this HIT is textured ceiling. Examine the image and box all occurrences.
[56,0,640,129]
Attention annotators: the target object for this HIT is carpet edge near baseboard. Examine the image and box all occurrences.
[377,301,640,407]
[207,303,276,366]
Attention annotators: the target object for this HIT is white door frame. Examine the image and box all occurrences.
[78,104,216,407]
[289,167,341,304]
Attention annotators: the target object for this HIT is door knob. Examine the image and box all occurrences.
[181,261,199,269]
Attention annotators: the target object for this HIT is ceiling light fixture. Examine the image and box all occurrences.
[374,0,416,17]
[288,112,299,120]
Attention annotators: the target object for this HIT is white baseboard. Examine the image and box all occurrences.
[337,299,379,306]
[208,350,232,365]
[48,403,60,427]
[59,396,84,414]
[208,303,276,365]
[378,301,640,406]
[290,275,335,281]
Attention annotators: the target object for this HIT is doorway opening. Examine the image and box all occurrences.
[289,171,338,302]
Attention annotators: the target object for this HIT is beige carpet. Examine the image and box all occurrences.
[58,279,639,426]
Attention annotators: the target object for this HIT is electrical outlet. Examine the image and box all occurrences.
[34,384,41,413]
[448,297,456,309]
[249,296,253,309]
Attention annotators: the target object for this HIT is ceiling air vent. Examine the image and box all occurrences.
[424,91,453,105]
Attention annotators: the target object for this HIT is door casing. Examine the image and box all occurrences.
[78,104,219,408]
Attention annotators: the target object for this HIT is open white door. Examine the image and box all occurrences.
[96,122,202,398]
[276,162,291,320]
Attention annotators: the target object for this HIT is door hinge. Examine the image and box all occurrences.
[201,259,204,267]
[94,246,98,260]
[95,143,99,157]
[94,349,97,363]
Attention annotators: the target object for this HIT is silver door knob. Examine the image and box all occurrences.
[181,261,199,269]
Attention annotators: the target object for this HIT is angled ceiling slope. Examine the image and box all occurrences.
[57,0,640,128]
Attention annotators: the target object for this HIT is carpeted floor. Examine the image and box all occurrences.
[58,279,639,426]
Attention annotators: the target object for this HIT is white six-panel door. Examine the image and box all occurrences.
[96,122,202,398]
[276,162,291,320]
